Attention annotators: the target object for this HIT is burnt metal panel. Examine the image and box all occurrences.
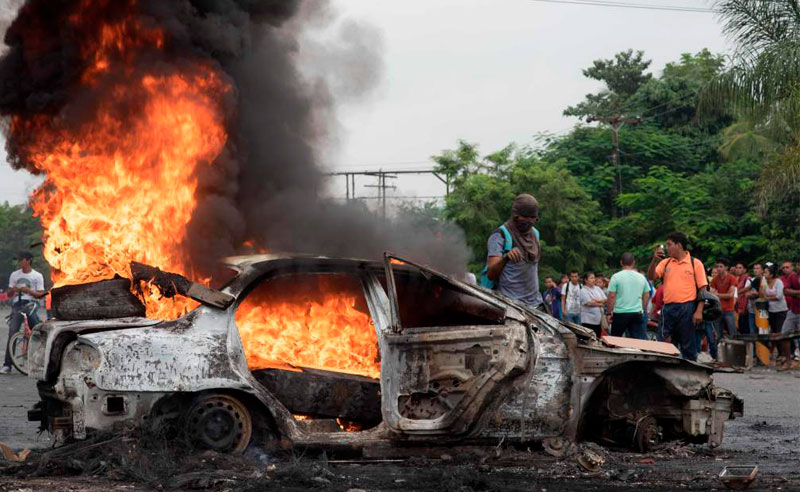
[253,369,381,423]
[381,322,529,437]
[484,326,572,441]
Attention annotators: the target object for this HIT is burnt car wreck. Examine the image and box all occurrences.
[25,254,743,456]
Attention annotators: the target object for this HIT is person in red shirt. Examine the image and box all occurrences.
[649,284,665,340]
[780,260,800,362]
[733,262,751,334]
[710,258,738,340]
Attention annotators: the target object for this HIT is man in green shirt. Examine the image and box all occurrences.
[607,252,650,339]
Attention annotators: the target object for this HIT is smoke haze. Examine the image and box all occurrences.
[0,0,468,276]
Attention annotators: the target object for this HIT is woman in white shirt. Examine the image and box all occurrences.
[579,272,607,337]
[764,264,790,370]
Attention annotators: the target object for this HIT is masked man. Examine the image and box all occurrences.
[485,194,542,309]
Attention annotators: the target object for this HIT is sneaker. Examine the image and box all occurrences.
[0,366,11,374]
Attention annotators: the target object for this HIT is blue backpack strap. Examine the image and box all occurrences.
[499,225,538,248]
[498,225,513,253]
[480,224,514,289]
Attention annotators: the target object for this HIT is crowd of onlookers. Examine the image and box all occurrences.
[543,265,653,340]
[540,255,800,368]
[480,194,799,366]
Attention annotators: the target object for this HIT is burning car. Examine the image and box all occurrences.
[26,254,742,455]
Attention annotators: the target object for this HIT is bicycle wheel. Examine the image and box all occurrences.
[7,330,28,375]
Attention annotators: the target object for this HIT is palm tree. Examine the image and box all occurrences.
[709,0,800,209]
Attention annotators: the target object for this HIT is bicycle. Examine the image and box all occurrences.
[6,300,39,375]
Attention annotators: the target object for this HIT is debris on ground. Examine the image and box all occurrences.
[576,448,605,474]
[719,464,759,490]
[0,441,30,463]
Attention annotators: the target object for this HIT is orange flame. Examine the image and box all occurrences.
[236,275,380,379]
[14,1,379,379]
[13,4,229,318]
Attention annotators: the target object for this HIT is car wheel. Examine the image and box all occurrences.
[185,393,253,454]
[7,331,28,375]
[634,416,662,452]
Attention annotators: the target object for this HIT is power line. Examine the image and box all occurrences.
[326,160,433,171]
[356,195,445,201]
[525,0,717,13]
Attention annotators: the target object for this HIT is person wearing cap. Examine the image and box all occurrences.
[2,251,45,374]
[485,194,543,309]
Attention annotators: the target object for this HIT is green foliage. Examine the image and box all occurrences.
[426,47,800,280]
[0,202,49,289]
[564,49,652,120]
[613,162,767,262]
[433,142,610,278]
[633,49,731,132]
[708,0,800,218]
[539,125,716,213]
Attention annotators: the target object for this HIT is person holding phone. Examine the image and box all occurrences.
[647,232,708,361]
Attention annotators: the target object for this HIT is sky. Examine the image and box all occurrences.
[0,0,731,206]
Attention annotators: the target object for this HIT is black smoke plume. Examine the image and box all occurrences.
[0,0,468,276]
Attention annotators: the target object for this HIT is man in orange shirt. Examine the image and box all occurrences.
[647,232,708,361]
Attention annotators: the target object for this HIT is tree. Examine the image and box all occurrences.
[433,142,610,278]
[564,49,652,120]
[708,1,800,209]
[563,50,655,215]
[539,125,715,215]
[0,202,50,289]
[633,49,731,132]
[612,162,767,263]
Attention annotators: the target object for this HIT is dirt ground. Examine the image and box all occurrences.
[1,307,799,491]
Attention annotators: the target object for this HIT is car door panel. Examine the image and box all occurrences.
[380,255,531,437]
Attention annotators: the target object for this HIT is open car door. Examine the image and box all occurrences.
[380,254,531,438]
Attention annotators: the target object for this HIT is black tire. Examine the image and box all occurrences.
[184,393,253,454]
[7,330,28,375]
[51,278,146,320]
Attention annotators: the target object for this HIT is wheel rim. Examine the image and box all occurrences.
[9,332,28,375]
[186,394,252,454]
[635,416,662,452]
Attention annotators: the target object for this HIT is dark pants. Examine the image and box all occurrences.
[716,312,737,338]
[662,301,698,361]
[768,311,787,334]
[3,301,39,368]
[695,321,718,359]
[738,311,751,335]
[582,322,602,338]
[611,312,648,340]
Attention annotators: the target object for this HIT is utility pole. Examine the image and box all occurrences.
[363,170,397,219]
[587,115,641,217]
[328,168,448,205]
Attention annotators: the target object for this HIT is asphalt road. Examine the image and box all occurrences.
[0,307,44,451]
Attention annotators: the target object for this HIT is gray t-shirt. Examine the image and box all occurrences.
[579,285,607,325]
[487,231,542,308]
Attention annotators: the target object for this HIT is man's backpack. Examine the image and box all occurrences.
[479,225,539,290]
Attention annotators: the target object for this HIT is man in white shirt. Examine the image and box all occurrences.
[2,251,45,374]
[561,270,582,325]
